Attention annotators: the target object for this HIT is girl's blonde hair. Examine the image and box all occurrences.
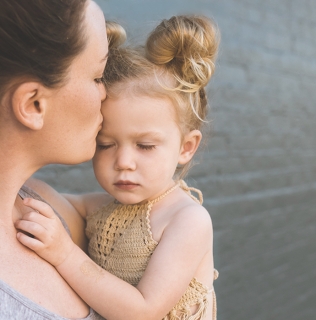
[104,16,220,177]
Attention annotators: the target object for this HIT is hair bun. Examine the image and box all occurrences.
[106,21,126,49]
[146,15,220,92]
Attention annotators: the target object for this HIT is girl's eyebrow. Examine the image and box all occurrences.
[133,131,165,139]
[97,130,165,140]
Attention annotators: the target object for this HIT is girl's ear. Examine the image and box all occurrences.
[178,130,202,165]
[11,82,47,130]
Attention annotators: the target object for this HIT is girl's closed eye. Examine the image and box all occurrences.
[137,144,156,150]
[97,144,114,150]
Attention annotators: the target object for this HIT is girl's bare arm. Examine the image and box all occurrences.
[15,198,213,320]
[25,178,112,249]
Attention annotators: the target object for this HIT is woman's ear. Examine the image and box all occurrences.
[11,82,47,130]
[178,130,202,165]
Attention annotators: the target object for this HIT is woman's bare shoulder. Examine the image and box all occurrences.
[25,178,67,205]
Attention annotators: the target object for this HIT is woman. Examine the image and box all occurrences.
[0,0,109,318]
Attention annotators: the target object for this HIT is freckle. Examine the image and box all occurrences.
[80,260,104,281]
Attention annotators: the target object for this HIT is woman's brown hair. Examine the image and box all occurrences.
[0,0,88,99]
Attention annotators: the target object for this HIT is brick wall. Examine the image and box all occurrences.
[34,1,316,318]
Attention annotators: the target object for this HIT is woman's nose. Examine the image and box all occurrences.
[100,84,106,102]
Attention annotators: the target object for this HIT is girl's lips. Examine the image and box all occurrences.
[114,181,139,190]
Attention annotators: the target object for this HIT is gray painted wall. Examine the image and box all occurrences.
[34,1,316,319]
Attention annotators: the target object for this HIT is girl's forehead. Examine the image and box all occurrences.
[101,92,181,131]
[106,71,175,99]
[100,95,180,129]
[103,92,173,108]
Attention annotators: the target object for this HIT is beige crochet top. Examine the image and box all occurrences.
[86,180,218,320]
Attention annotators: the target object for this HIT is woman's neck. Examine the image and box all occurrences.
[0,144,37,225]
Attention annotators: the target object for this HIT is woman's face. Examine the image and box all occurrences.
[43,1,108,165]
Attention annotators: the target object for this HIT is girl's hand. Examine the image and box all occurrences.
[15,198,75,267]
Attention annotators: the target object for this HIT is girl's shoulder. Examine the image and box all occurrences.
[176,182,211,220]
[63,192,114,219]
[172,195,212,232]
[82,192,114,217]
[160,185,213,239]
[152,188,213,267]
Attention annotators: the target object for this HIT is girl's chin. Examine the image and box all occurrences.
[113,196,148,206]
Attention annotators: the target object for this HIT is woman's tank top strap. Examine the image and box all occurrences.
[18,185,71,237]
[0,276,102,320]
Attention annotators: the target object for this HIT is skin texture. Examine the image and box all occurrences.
[27,4,108,166]
[93,95,198,204]
[16,93,215,320]
[0,1,108,318]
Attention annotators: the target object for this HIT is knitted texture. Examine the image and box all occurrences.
[86,181,218,319]
[86,201,158,286]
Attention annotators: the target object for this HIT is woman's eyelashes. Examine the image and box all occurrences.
[94,76,104,84]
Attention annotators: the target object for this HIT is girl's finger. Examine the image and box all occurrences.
[19,210,52,229]
[15,219,47,241]
[22,198,55,219]
[16,232,45,252]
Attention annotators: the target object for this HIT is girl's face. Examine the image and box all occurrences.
[43,1,107,165]
[93,94,185,204]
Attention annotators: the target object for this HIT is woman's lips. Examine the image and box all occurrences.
[114,181,139,190]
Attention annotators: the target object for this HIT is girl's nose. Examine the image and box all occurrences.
[114,148,136,171]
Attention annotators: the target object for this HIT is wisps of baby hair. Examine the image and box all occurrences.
[104,15,220,177]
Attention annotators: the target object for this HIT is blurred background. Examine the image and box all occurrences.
[34,0,316,319]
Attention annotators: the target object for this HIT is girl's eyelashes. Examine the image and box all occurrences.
[97,144,113,150]
[137,144,156,150]
[97,143,156,151]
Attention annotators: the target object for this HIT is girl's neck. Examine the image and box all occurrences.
[148,181,180,205]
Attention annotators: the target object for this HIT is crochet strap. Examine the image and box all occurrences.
[179,180,203,204]
[149,182,180,205]
[149,180,203,206]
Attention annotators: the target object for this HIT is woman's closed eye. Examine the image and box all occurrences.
[94,76,104,84]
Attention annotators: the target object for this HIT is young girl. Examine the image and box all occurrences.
[16,15,220,320]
